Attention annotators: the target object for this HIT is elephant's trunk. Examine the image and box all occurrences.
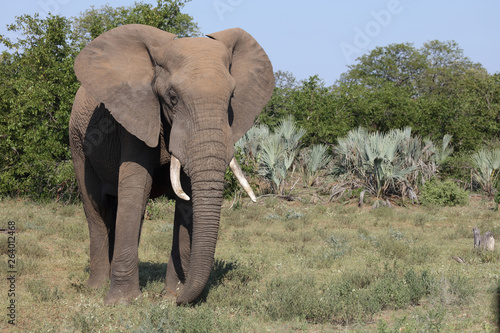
[174,109,229,305]
[175,175,224,305]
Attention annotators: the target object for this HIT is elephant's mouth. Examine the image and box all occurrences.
[169,155,256,202]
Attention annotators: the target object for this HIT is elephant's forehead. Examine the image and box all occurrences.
[165,38,230,66]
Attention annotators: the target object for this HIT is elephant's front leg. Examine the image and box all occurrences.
[105,146,153,305]
[165,197,193,298]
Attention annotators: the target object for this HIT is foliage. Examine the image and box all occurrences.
[1,197,495,330]
[0,1,199,200]
[332,127,450,202]
[0,14,79,200]
[470,148,500,197]
[72,0,200,47]
[431,134,454,164]
[263,266,433,325]
[339,41,500,152]
[237,116,306,195]
[260,74,352,146]
[439,152,474,185]
[235,124,269,161]
[300,144,332,186]
[419,179,469,206]
[263,41,500,154]
[258,116,306,195]
[2,1,500,203]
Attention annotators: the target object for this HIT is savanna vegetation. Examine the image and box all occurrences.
[1,196,499,331]
[1,0,500,331]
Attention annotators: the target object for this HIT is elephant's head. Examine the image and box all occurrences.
[74,24,274,304]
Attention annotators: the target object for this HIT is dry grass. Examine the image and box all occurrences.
[0,195,499,332]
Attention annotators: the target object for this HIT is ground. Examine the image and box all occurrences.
[0,194,499,332]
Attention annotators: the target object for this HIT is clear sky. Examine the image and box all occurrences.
[1,0,499,86]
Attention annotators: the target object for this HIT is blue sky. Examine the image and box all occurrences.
[1,0,499,85]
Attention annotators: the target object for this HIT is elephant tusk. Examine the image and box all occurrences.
[170,156,190,201]
[230,157,257,203]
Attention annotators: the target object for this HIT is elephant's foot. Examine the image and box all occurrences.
[104,286,141,305]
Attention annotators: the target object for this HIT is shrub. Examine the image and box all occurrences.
[27,279,64,302]
[332,127,451,202]
[470,148,500,196]
[262,267,433,325]
[300,144,332,186]
[419,179,469,206]
[258,116,306,194]
[439,153,473,185]
[237,116,306,195]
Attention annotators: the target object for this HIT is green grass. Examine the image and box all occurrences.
[0,195,499,332]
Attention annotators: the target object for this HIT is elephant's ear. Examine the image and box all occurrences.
[207,28,274,144]
[74,24,177,148]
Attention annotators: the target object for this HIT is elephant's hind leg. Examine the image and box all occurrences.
[76,159,116,289]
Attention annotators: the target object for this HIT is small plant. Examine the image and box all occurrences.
[326,235,351,259]
[420,179,469,206]
[470,148,500,197]
[257,116,306,195]
[413,213,429,227]
[27,279,64,302]
[300,144,332,186]
[495,191,500,211]
[332,127,451,203]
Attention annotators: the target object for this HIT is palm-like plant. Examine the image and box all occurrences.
[274,115,306,170]
[332,127,450,203]
[470,148,500,197]
[361,128,417,200]
[235,124,270,161]
[301,144,331,186]
[237,116,306,195]
[432,134,454,164]
[259,135,288,194]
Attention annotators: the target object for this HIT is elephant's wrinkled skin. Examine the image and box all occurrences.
[69,24,273,305]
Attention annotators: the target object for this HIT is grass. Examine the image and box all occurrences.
[0,195,499,332]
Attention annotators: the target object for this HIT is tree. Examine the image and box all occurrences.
[341,42,426,91]
[72,0,200,47]
[338,40,500,152]
[285,75,347,146]
[0,14,79,200]
[259,70,298,128]
[0,1,201,200]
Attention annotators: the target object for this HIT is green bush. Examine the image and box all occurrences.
[420,179,469,206]
[0,2,199,202]
[439,153,473,185]
[262,267,433,325]
[27,278,64,302]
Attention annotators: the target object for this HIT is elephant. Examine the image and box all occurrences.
[69,24,274,305]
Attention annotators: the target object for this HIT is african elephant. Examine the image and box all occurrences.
[69,24,274,305]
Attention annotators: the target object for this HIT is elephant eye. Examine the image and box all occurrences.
[168,89,178,106]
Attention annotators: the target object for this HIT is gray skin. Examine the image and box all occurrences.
[69,24,274,305]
